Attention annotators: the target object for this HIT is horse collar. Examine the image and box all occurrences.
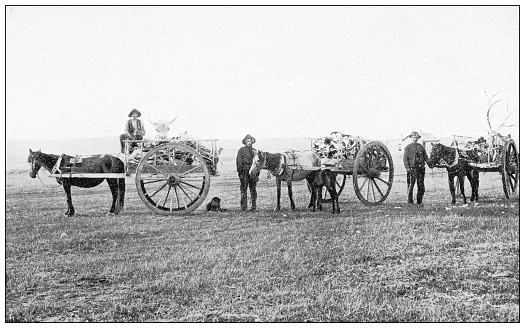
[444,147,459,169]
[51,154,65,174]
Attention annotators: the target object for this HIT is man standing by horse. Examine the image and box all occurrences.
[120,109,146,153]
[237,134,259,211]
[403,131,430,205]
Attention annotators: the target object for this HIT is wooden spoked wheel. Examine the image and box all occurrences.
[135,143,210,215]
[502,140,519,199]
[352,141,394,206]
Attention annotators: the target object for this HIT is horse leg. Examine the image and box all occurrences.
[63,180,75,217]
[118,177,126,212]
[448,174,456,205]
[107,179,118,215]
[473,169,479,201]
[306,178,316,211]
[287,179,295,210]
[458,175,467,204]
[328,174,340,214]
[275,180,281,211]
[315,185,323,211]
[466,172,475,203]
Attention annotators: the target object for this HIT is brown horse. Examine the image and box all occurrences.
[249,150,340,213]
[28,149,125,216]
[427,143,480,204]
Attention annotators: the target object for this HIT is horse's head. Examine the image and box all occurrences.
[28,148,42,178]
[427,143,444,168]
[249,149,264,179]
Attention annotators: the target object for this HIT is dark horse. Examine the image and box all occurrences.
[249,150,340,214]
[427,143,480,204]
[28,149,126,216]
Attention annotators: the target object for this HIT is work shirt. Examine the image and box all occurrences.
[236,146,255,174]
[403,142,429,170]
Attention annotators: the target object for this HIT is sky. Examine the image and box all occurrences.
[6,6,519,142]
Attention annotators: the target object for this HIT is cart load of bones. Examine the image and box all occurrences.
[311,132,370,161]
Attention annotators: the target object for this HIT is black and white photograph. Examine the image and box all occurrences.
[5,5,519,322]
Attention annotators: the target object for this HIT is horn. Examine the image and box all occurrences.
[169,116,177,124]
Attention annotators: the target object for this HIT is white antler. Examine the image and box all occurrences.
[485,91,504,131]
[485,90,518,132]
[169,116,177,125]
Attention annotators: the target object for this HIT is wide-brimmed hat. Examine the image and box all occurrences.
[242,134,256,145]
[408,131,421,139]
[128,109,141,117]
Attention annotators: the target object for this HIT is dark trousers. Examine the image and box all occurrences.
[407,168,425,204]
[239,172,257,210]
[120,134,143,153]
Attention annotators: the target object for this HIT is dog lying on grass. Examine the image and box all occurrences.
[206,197,226,212]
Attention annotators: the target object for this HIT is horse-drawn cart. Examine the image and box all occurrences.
[466,132,519,199]
[310,133,394,206]
[48,139,221,215]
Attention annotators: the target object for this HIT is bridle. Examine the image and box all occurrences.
[432,144,460,173]
[28,151,62,187]
[28,152,41,178]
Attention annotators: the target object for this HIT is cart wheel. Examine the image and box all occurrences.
[502,140,519,199]
[353,141,394,206]
[135,142,210,215]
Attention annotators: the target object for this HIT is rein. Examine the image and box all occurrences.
[30,152,63,187]
[36,172,62,188]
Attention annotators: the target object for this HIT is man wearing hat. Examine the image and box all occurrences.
[403,131,430,205]
[120,109,146,153]
[236,134,258,211]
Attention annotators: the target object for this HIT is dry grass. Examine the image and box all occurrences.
[5,168,519,322]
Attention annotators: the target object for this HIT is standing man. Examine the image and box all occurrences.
[403,131,429,205]
[120,109,146,153]
[236,134,258,211]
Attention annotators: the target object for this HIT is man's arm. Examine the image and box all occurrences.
[403,145,410,170]
[421,144,430,166]
[236,148,243,173]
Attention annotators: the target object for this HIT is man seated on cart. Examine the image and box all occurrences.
[120,109,146,154]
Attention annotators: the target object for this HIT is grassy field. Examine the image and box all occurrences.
[5,162,519,322]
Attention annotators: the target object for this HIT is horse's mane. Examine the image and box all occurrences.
[33,151,61,172]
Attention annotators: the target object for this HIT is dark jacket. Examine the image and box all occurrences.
[403,142,429,170]
[236,146,254,174]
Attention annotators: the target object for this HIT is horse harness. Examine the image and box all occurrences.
[52,154,100,175]
[263,150,304,180]
[440,147,469,174]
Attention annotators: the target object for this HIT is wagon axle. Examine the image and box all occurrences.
[167,174,181,187]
